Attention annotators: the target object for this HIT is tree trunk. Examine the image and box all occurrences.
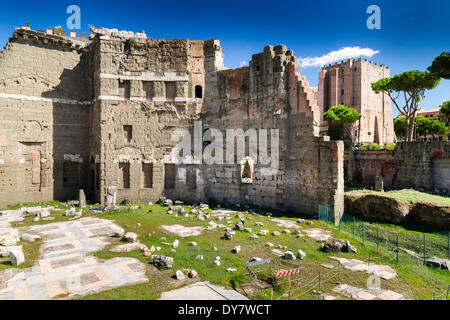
[405,117,410,142]
[408,116,416,142]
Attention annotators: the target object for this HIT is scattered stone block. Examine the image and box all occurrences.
[283,251,296,260]
[79,189,87,208]
[9,248,25,266]
[21,234,40,242]
[123,232,137,243]
[152,255,174,269]
[297,249,306,260]
[175,270,185,280]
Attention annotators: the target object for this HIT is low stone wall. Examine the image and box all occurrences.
[345,141,450,193]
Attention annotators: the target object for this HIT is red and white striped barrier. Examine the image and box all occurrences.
[245,266,257,279]
[276,268,300,278]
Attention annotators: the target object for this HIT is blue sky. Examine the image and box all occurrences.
[0,0,449,114]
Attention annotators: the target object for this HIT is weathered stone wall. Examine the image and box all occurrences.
[92,35,206,204]
[345,141,450,193]
[202,44,344,221]
[0,27,344,222]
[0,29,91,208]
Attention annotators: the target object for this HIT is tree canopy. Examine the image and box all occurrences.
[414,116,448,137]
[323,105,361,140]
[393,117,406,139]
[371,71,440,141]
[428,51,450,80]
[394,116,448,140]
[441,100,450,123]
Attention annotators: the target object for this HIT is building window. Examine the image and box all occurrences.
[118,163,130,189]
[186,165,197,190]
[165,82,176,100]
[341,89,344,95]
[195,85,203,98]
[119,80,131,100]
[164,164,175,189]
[123,125,132,143]
[142,163,153,188]
[95,163,100,190]
[63,162,80,188]
[143,81,153,100]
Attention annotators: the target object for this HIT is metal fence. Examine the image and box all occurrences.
[318,205,450,266]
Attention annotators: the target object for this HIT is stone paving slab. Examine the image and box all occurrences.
[159,224,203,237]
[332,284,406,300]
[303,228,332,242]
[0,213,148,300]
[159,281,248,300]
[330,257,397,280]
[270,218,301,229]
[210,209,240,216]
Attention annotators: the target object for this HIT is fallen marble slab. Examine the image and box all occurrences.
[270,218,301,229]
[303,228,332,242]
[159,281,248,300]
[330,257,398,280]
[111,242,148,253]
[333,283,406,300]
[159,224,203,237]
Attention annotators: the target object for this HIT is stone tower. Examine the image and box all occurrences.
[318,58,395,145]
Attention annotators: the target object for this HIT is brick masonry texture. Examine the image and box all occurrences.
[0,27,344,223]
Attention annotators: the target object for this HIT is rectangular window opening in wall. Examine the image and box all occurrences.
[142,163,153,188]
[118,163,130,189]
[186,165,197,190]
[123,125,132,143]
[341,89,344,95]
[164,164,175,189]
[95,163,100,190]
[119,80,131,100]
[165,82,176,100]
[143,81,154,100]
[63,161,80,188]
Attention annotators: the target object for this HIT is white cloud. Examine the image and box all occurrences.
[299,47,380,68]
[239,60,247,67]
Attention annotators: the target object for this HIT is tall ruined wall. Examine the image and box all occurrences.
[92,34,207,204]
[345,141,450,193]
[202,44,344,221]
[0,28,91,208]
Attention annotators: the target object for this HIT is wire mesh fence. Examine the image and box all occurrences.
[244,207,449,300]
[318,205,450,267]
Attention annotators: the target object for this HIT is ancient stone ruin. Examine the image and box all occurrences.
[0,26,344,223]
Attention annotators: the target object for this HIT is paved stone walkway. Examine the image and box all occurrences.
[333,284,406,300]
[0,210,148,299]
[330,257,397,280]
[159,281,248,300]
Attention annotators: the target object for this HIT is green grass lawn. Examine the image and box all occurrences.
[2,201,449,300]
[345,186,450,206]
